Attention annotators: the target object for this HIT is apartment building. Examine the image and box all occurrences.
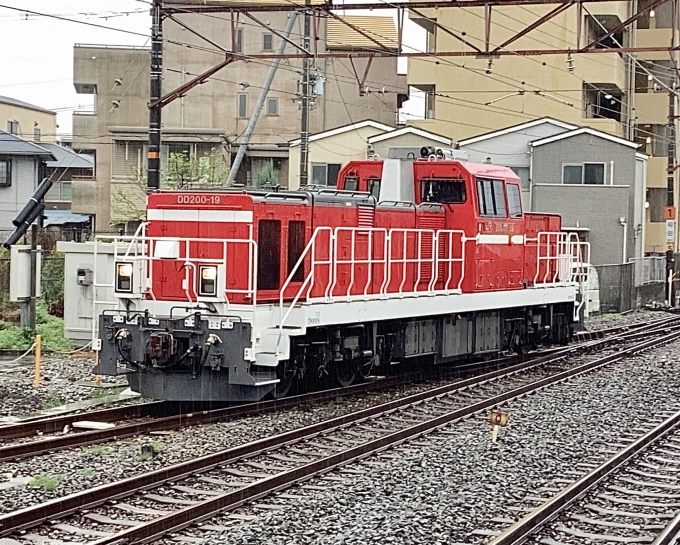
[407,0,677,254]
[0,95,56,144]
[71,14,407,231]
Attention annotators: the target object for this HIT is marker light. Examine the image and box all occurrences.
[199,265,218,296]
[116,262,133,293]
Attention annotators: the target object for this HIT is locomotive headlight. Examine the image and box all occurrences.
[116,262,133,293]
[199,265,218,296]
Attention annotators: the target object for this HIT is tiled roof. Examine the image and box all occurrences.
[39,143,94,169]
[0,131,55,159]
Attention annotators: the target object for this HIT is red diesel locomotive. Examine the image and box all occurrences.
[95,147,588,402]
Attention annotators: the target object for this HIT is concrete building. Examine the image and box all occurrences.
[71,15,407,231]
[407,2,677,254]
[0,95,57,144]
[288,122,452,188]
[0,131,54,233]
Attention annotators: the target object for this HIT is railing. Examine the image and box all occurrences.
[633,256,666,286]
[92,225,259,342]
[279,226,467,341]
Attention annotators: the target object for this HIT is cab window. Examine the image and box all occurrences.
[368,177,380,199]
[507,184,522,218]
[477,178,507,217]
[421,178,466,204]
[344,175,359,191]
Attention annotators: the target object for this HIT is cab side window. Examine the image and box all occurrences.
[344,175,359,191]
[506,184,522,218]
[421,178,467,204]
[477,178,507,217]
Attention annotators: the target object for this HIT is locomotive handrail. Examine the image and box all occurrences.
[278,226,334,348]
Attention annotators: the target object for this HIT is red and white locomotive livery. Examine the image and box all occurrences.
[95,147,589,402]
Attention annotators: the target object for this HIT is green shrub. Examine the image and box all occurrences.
[0,301,72,350]
[88,445,113,457]
[28,473,64,492]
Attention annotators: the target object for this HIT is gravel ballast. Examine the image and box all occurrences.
[0,354,128,418]
[202,340,680,545]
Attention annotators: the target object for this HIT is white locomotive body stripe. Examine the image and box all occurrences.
[476,234,509,244]
[147,209,253,223]
[510,235,525,244]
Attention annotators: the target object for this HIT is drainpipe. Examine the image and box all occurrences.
[619,217,628,263]
[226,12,298,186]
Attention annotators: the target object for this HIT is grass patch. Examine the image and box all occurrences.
[89,386,125,399]
[151,441,166,454]
[28,473,64,492]
[81,467,96,479]
[0,302,72,351]
[43,390,65,410]
[88,444,113,457]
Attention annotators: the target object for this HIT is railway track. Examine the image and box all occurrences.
[2,324,679,545]
[0,315,678,464]
[1,315,677,464]
[484,406,680,545]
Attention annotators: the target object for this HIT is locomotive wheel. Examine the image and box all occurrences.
[336,359,357,388]
[271,361,294,399]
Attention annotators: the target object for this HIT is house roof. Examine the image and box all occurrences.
[368,126,452,146]
[458,118,577,146]
[0,131,55,159]
[530,127,640,149]
[289,120,394,147]
[0,95,56,115]
[326,16,399,50]
[39,143,94,169]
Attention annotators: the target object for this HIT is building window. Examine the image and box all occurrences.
[509,166,530,190]
[563,163,605,185]
[426,27,436,53]
[422,85,436,119]
[476,178,507,217]
[33,128,41,142]
[311,163,342,186]
[267,97,278,116]
[6,121,18,135]
[45,181,72,201]
[235,29,243,53]
[583,84,622,122]
[0,157,11,187]
[263,33,273,51]
[635,60,673,93]
[238,94,247,118]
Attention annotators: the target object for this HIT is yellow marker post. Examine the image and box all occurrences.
[33,334,42,389]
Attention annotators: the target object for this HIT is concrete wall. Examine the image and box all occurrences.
[0,156,40,230]
[532,133,637,266]
[0,103,56,143]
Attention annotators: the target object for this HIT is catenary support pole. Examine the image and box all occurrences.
[299,0,311,187]
[147,0,163,191]
[226,12,298,186]
[667,88,677,306]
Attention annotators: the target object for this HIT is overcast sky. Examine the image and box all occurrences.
[0,1,423,138]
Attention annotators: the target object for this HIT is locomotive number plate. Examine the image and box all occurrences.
[175,195,222,205]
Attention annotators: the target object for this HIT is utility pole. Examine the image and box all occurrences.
[148,0,163,192]
[299,0,311,187]
[27,223,38,331]
[667,88,676,306]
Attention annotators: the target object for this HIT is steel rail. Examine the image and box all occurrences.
[652,513,680,545]
[488,408,680,545]
[0,401,167,440]
[0,316,676,462]
[2,328,678,540]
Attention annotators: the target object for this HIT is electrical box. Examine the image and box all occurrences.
[9,245,41,302]
[76,268,93,286]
